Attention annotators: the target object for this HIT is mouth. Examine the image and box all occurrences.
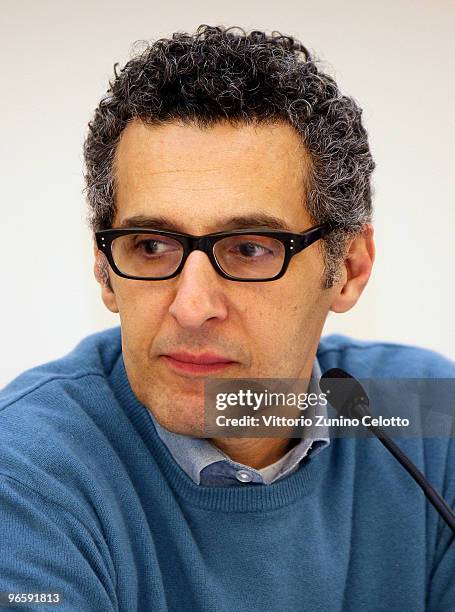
[161,352,238,375]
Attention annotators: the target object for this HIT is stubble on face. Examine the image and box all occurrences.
[107,119,337,436]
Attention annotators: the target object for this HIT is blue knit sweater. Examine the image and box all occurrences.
[0,327,454,611]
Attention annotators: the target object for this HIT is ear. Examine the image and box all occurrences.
[330,224,375,314]
[93,242,119,314]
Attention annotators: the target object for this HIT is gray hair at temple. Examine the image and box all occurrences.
[83,25,375,290]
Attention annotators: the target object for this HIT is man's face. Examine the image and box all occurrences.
[97,119,341,435]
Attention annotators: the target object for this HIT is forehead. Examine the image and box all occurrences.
[113,119,313,232]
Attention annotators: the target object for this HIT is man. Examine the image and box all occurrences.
[0,25,453,611]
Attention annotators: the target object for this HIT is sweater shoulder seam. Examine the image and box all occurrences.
[0,472,117,589]
[0,371,107,414]
[318,341,427,354]
[0,472,96,531]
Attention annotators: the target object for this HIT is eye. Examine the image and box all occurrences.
[231,241,274,258]
[135,238,178,256]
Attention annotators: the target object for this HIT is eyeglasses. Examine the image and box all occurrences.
[95,222,335,282]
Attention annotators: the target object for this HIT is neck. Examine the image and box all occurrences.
[210,358,315,469]
[210,435,299,469]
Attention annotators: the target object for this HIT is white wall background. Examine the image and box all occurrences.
[1,0,454,388]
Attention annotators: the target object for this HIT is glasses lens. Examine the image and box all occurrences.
[213,234,285,279]
[111,233,183,278]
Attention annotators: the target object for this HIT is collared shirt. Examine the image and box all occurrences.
[147,357,330,486]
[2,326,454,610]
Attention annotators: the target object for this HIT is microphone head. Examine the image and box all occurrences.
[320,368,370,418]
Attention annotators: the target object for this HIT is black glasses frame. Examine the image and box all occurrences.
[95,222,335,282]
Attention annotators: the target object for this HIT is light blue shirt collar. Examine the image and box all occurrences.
[147,357,330,485]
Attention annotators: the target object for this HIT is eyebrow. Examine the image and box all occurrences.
[116,214,293,233]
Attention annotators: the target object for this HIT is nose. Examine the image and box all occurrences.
[168,251,228,330]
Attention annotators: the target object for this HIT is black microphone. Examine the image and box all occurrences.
[320,368,455,534]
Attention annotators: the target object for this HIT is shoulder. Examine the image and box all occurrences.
[0,326,122,408]
[317,333,455,378]
[0,327,125,515]
[319,336,455,542]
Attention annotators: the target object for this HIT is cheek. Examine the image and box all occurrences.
[236,285,309,349]
[239,271,325,375]
[114,282,170,352]
[252,293,314,342]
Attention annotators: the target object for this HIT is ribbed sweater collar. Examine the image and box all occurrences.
[109,351,332,513]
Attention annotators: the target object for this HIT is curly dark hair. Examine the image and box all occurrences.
[84,25,375,288]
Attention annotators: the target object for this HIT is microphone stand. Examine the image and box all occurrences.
[320,368,455,534]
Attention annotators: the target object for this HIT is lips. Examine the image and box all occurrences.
[161,352,237,375]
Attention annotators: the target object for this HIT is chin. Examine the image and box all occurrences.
[161,418,206,438]
[151,399,205,436]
